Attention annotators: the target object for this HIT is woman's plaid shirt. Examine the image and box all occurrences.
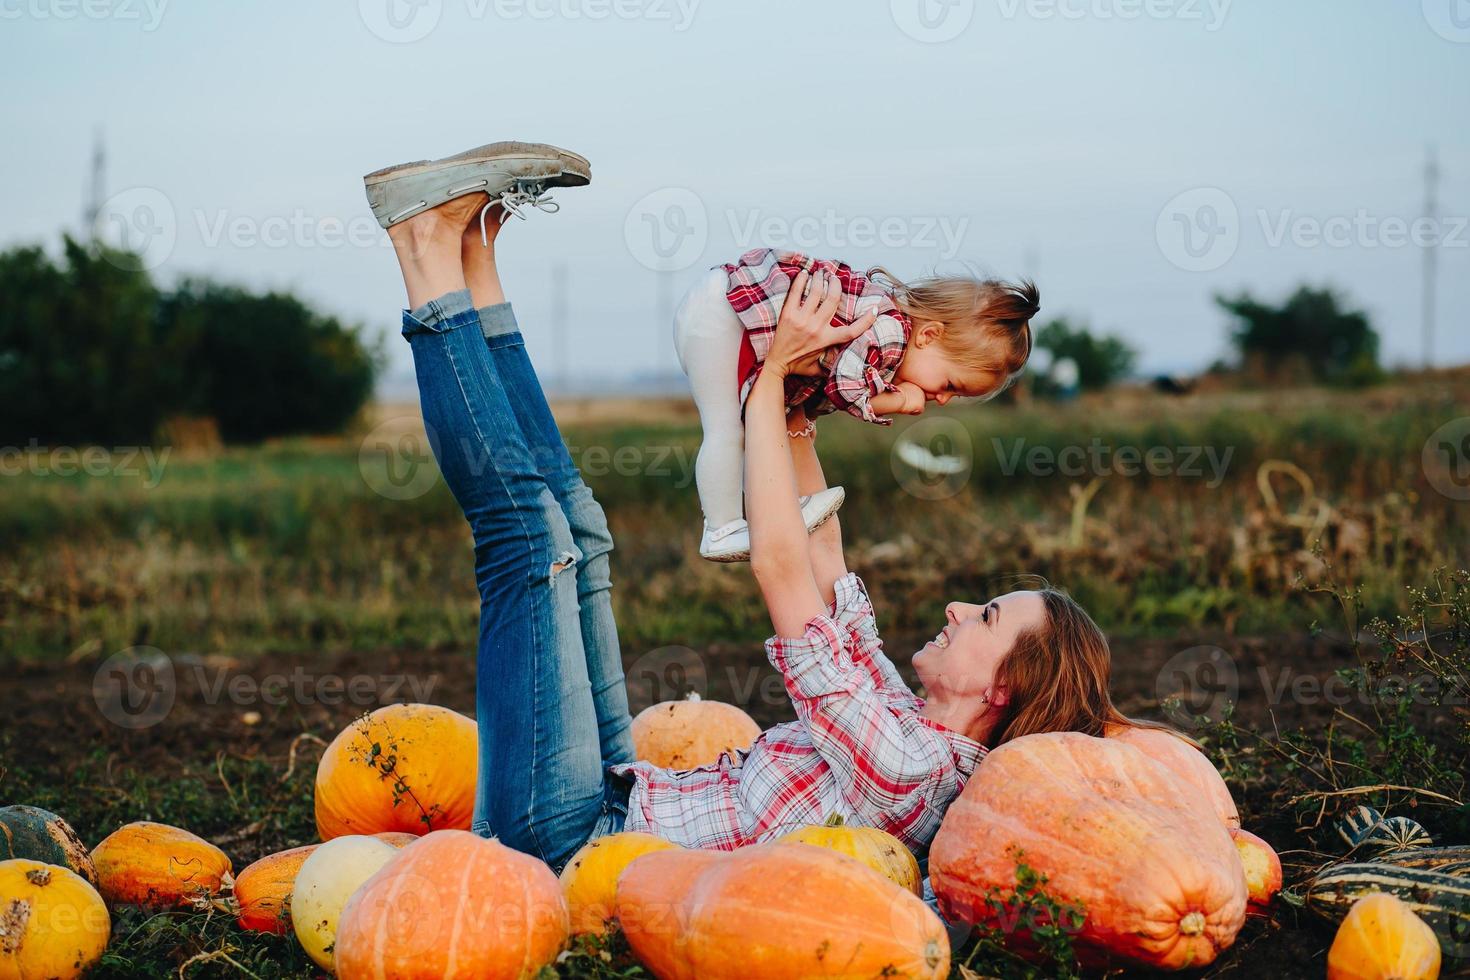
[724,248,913,424]
[612,574,986,854]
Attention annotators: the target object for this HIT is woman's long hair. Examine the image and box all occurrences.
[986,588,1187,747]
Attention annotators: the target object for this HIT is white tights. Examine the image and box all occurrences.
[672,269,748,529]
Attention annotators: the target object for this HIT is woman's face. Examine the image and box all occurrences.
[913,591,1047,704]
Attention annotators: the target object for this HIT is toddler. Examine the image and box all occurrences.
[673,247,1037,561]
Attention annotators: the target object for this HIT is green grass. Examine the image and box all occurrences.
[2,377,1467,663]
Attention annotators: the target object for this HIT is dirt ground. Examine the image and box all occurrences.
[2,625,1395,977]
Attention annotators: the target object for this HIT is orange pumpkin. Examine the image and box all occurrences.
[1105,724,1239,828]
[1327,893,1441,980]
[559,832,678,935]
[1230,828,1283,912]
[930,732,1246,970]
[233,844,317,934]
[615,843,949,980]
[631,694,761,770]
[91,821,233,908]
[0,859,110,980]
[334,830,567,979]
[314,703,478,839]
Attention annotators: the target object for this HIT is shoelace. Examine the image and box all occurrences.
[477,180,559,245]
[393,176,562,244]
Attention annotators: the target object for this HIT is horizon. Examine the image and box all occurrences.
[2,1,1466,397]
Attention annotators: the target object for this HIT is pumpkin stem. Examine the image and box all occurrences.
[24,867,51,887]
[1179,911,1206,936]
[823,814,846,828]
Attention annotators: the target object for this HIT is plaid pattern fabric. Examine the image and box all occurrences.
[612,574,986,853]
[723,249,913,423]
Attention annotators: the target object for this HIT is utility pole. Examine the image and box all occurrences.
[83,127,105,238]
[1422,145,1439,370]
[551,261,569,395]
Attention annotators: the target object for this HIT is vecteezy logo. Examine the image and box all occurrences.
[359,0,442,43]
[1156,187,1239,272]
[1156,645,1238,730]
[891,417,974,500]
[623,187,708,272]
[93,646,176,730]
[93,187,177,272]
[1423,0,1470,43]
[624,645,708,711]
[890,0,974,42]
[1423,417,1470,501]
[359,417,441,500]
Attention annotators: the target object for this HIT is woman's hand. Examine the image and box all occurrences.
[766,269,877,379]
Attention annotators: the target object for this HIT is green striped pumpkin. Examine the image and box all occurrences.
[1306,861,1470,957]
[1373,846,1470,877]
[0,805,98,886]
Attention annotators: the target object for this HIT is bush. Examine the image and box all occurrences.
[0,237,379,446]
[159,281,379,443]
[1031,318,1137,392]
[1217,285,1382,386]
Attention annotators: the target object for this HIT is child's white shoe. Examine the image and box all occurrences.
[700,519,752,562]
[698,486,847,563]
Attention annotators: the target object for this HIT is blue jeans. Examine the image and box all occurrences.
[402,290,635,871]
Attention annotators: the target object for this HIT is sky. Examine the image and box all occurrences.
[2,0,1466,395]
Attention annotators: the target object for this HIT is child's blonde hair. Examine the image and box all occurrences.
[869,268,1039,397]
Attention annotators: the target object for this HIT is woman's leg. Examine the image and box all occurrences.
[388,197,604,870]
[461,218,635,769]
[672,269,748,529]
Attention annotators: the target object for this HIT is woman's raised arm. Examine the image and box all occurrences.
[746,270,875,636]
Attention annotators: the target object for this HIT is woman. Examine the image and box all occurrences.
[367,141,1145,873]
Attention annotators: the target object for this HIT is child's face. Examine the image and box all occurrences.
[894,341,998,406]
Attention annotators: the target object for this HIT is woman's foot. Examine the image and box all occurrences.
[387,193,487,310]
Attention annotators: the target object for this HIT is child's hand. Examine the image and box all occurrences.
[893,381,927,416]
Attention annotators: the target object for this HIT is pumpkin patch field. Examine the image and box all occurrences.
[2,377,1469,978]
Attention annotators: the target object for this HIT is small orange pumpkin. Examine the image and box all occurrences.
[1230,827,1283,912]
[615,843,949,980]
[1105,723,1240,827]
[776,814,921,895]
[233,844,317,934]
[1327,893,1441,980]
[91,821,233,908]
[0,859,110,980]
[930,732,1246,970]
[314,703,478,840]
[631,694,760,770]
[559,832,678,935]
[334,830,568,979]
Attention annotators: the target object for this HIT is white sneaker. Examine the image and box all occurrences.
[698,486,846,563]
[700,519,751,562]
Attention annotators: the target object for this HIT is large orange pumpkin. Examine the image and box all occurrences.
[91,821,233,908]
[0,859,110,980]
[631,694,760,769]
[930,732,1247,970]
[314,703,478,839]
[334,830,567,979]
[615,843,949,980]
[1105,724,1239,828]
[559,832,678,935]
